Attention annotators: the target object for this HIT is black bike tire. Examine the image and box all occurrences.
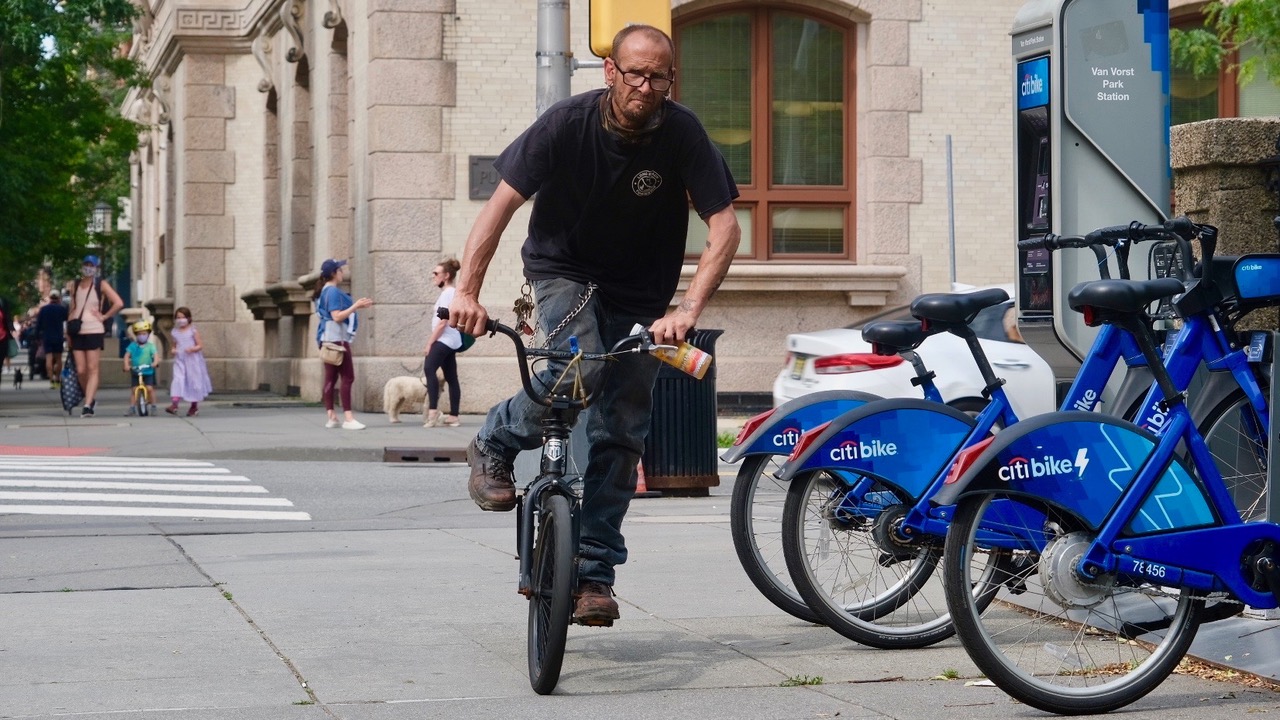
[527,492,574,695]
[136,388,149,417]
[729,454,824,624]
[781,469,959,649]
[1198,384,1270,524]
[943,493,1202,715]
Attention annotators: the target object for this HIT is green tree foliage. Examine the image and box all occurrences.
[1171,0,1280,86]
[0,0,140,307]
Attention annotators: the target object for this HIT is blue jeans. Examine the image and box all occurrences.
[475,277,660,586]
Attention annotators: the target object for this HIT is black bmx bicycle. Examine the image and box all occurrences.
[446,310,657,694]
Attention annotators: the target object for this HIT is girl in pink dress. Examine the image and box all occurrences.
[165,306,213,417]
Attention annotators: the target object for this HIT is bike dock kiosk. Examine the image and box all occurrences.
[1012,0,1171,398]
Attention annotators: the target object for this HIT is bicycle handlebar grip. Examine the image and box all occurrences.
[435,306,499,334]
[1017,237,1048,251]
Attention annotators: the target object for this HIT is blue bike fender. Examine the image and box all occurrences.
[720,390,881,463]
[774,398,975,501]
[932,411,1216,534]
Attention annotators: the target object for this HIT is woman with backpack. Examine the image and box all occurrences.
[68,255,123,417]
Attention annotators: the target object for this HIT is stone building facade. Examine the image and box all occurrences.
[123,0,1034,412]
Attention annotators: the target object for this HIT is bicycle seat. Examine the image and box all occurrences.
[862,320,931,355]
[1067,278,1185,315]
[910,288,1009,325]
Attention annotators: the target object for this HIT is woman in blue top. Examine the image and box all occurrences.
[314,259,373,429]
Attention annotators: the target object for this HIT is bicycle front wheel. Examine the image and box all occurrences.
[943,492,1202,715]
[1199,386,1269,523]
[781,469,960,649]
[729,454,823,624]
[527,492,574,695]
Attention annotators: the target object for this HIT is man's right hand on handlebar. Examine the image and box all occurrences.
[448,293,490,338]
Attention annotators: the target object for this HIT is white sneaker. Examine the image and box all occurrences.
[325,418,340,429]
[342,420,366,430]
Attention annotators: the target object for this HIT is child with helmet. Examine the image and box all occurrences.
[123,320,159,415]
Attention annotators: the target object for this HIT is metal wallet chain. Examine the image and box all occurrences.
[521,281,597,350]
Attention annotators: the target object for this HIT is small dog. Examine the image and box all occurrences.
[383,375,428,424]
[12,368,22,389]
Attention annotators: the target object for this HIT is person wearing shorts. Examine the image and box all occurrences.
[36,291,68,387]
[68,255,123,416]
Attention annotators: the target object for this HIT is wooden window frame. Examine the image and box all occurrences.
[675,6,857,262]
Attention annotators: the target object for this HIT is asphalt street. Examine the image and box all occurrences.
[0,383,1278,719]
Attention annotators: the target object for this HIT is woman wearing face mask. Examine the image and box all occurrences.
[166,306,213,417]
[68,255,124,417]
[422,258,463,427]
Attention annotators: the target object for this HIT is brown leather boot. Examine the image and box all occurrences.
[466,438,516,511]
[573,581,620,625]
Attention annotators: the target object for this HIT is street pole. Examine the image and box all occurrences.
[535,0,572,117]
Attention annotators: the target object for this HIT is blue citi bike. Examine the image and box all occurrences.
[721,219,1172,626]
[936,244,1280,713]
[771,219,1270,650]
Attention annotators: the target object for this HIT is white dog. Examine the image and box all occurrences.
[383,376,428,424]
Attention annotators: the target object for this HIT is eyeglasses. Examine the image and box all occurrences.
[616,67,674,93]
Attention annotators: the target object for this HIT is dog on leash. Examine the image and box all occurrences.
[12,368,22,389]
[383,375,428,424]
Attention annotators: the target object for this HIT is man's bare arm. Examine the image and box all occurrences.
[450,180,528,336]
[650,205,740,345]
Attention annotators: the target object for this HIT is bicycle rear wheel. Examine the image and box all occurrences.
[527,492,574,695]
[730,454,823,624]
[942,492,1202,715]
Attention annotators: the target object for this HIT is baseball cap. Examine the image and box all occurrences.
[320,258,347,275]
[83,255,100,266]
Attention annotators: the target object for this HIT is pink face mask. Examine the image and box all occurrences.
[176,318,190,327]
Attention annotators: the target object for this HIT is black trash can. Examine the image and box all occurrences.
[641,328,723,496]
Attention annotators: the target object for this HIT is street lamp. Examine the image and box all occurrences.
[90,201,113,234]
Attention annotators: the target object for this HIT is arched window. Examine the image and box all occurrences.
[676,8,855,261]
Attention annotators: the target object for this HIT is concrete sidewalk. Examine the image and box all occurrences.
[0,382,751,463]
[2,379,1278,696]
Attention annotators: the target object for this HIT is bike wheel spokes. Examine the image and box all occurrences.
[784,470,953,648]
[944,493,1200,715]
[730,454,823,624]
[1200,392,1269,523]
[527,494,573,695]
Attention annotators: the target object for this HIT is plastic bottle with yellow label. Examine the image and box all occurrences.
[631,323,713,380]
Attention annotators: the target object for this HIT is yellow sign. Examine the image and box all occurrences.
[589,0,673,59]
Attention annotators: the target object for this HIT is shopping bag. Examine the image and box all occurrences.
[60,358,84,414]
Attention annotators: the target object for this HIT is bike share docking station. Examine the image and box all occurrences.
[1012,1,1280,623]
[1012,0,1170,388]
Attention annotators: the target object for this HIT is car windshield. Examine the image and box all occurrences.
[844,300,1020,344]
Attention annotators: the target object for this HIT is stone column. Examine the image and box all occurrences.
[351,1,456,409]
[180,54,239,390]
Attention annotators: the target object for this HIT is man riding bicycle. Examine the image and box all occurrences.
[449,24,740,624]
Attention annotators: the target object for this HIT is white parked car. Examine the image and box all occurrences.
[772,287,1056,420]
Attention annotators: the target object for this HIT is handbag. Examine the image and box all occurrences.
[458,332,476,352]
[66,319,82,336]
[5,337,17,360]
[319,342,346,366]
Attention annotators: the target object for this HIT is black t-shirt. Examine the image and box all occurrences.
[494,89,739,317]
[36,302,68,342]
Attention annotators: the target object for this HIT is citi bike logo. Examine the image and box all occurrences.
[999,448,1090,481]
[828,437,899,462]
[772,425,802,449]
[1072,388,1099,412]
[1141,401,1170,433]
[1020,72,1044,98]
[1240,262,1264,272]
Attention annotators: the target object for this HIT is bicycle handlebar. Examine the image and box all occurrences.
[1016,216,1216,284]
[436,308,648,410]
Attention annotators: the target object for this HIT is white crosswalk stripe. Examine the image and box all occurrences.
[0,455,310,521]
